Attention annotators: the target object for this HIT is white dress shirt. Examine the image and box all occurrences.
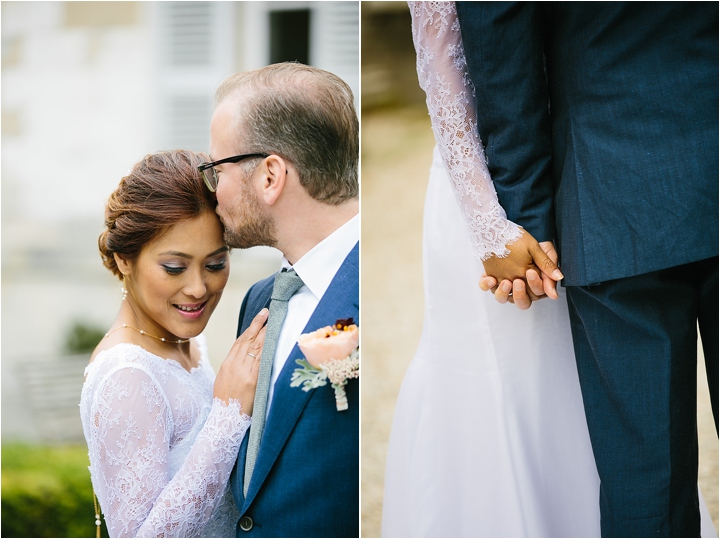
[266,213,359,414]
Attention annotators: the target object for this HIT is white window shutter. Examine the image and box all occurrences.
[154,2,234,152]
[164,1,214,67]
[310,2,360,107]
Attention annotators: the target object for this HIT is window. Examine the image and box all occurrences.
[269,9,310,65]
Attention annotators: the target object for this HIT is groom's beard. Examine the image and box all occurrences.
[220,179,277,249]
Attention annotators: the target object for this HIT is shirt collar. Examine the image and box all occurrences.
[280,213,359,300]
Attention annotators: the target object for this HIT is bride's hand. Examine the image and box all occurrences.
[213,308,269,415]
[481,229,562,284]
[480,234,563,308]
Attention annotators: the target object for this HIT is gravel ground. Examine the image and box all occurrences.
[361,106,718,537]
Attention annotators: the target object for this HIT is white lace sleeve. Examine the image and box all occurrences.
[88,365,249,537]
[409,1,523,260]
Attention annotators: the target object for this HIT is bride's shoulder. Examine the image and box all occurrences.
[86,340,159,381]
[91,337,147,362]
[86,334,207,378]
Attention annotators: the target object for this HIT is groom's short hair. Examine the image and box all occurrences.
[215,62,358,205]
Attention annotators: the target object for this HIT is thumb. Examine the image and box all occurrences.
[530,243,563,281]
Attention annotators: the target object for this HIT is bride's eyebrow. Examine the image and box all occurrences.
[159,247,229,259]
[206,246,230,257]
[159,250,192,259]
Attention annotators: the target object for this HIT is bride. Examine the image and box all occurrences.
[382,3,715,537]
[80,150,267,537]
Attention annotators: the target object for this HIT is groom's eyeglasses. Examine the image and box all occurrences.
[198,153,269,192]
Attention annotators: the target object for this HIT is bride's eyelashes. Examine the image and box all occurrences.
[206,260,228,272]
[161,259,228,275]
[162,264,185,275]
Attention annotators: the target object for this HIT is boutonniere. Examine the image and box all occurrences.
[290,318,359,411]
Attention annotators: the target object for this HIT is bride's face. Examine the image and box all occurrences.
[119,211,230,341]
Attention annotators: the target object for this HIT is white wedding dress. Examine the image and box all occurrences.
[80,335,246,537]
[383,3,714,537]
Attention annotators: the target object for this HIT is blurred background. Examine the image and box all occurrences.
[1,1,358,536]
[359,1,718,538]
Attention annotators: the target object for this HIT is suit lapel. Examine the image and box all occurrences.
[237,276,274,337]
[241,242,359,509]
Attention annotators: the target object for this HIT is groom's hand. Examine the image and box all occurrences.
[535,241,561,298]
[479,277,541,309]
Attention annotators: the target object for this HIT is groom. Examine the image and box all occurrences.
[206,63,359,537]
[457,3,718,537]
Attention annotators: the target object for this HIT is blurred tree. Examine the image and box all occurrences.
[63,321,106,354]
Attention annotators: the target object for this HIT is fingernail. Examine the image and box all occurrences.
[501,282,512,293]
[553,269,564,280]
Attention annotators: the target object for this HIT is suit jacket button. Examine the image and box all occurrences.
[239,516,254,532]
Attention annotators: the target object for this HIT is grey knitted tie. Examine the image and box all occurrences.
[243,268,304,496]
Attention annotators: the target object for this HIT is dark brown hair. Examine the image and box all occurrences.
[215,62,359,205]
[98,150,216,279]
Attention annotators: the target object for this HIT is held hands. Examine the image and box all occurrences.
[479,231,563,310]
[213,308,269,414]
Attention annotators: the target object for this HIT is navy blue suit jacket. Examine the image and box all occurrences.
[457,2,718,286]
[229,242,359,537]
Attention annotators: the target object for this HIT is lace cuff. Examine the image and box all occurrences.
[197,398,251,458]
[409,1,523,260]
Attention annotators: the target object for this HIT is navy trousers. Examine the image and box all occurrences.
[566,257,718,537]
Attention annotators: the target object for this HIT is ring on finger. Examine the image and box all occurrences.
[247,352,257,359]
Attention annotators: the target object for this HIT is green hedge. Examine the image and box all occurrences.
[1,443,108,538]
[64,320,106,354]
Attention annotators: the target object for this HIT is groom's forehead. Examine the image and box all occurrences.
[210,102,247,155]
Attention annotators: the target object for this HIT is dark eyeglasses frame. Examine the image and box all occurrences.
[198,153,269,192]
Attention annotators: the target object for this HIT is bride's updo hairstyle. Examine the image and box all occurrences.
[99,150,216,280]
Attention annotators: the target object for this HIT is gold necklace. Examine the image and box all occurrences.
[93,489,102,538]
[104,323,190,344]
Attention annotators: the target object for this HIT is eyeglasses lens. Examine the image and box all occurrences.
[202,168,218,193]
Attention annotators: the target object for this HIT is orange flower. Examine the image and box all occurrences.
[297,322,359,368]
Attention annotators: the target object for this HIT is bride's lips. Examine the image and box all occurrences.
[173,301,207,320]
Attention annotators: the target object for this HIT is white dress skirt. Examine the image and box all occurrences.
[382,148,716,537]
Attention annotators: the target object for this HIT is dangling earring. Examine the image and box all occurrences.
[121,275,128,301]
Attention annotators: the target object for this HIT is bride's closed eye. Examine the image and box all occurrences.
[161,259,227,275]
[162,264,185,275]
[206,259,228,272]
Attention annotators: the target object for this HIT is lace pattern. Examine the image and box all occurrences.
[409,1,523,260]
[80,337,248,537]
